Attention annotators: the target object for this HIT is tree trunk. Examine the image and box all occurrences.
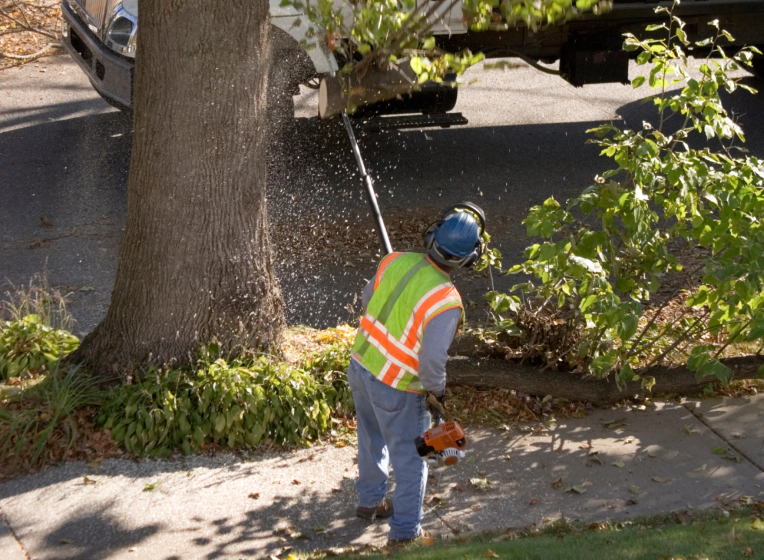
[73,0,285,379]
[447,354,764,406]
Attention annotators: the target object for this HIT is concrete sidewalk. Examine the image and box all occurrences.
[1,396,762,560]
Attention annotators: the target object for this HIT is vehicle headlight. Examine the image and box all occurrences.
[108,16,133,46]
[106,2,138,55]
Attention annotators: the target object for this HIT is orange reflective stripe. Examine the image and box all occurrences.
[399,283,452,342]
[381,363,401,385]
[361,315,419,361]
[375,252,401,290]
[402,287,461,348]
[360,316,419,370]
[422,301,462,332]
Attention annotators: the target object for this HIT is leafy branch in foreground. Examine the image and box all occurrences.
[487,5,764,387]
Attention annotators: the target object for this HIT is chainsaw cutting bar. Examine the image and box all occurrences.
[342,112,393,256]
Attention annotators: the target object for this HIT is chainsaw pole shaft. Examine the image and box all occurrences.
[342,112,393,255]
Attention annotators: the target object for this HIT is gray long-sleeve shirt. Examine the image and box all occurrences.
[360,277,460,396]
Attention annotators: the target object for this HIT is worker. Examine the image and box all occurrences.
[347,202,486,545]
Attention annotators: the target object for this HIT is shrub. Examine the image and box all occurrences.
[0,314,79,380]
[486,7,764,386]
[97,343,354,458]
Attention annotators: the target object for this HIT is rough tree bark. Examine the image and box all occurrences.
[73,0,285,379]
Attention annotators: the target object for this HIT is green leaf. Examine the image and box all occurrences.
[620,315,638,341]
[631,76,646,88]
[214,414,226,434]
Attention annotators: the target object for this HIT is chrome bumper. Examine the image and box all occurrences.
[61,0,134,109]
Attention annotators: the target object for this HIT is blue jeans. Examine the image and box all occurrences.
[347,359,431,540]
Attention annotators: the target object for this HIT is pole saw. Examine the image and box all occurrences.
[341,112,466,467]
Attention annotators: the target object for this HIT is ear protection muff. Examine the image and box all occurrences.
[423,202,487,269]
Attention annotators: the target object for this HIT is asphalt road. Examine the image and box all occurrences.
[1,52,764,333]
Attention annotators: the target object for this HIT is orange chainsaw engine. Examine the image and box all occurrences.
[415,421,467,466]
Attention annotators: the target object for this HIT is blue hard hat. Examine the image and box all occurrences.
[433,211,481,258]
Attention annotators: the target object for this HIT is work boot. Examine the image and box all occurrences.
[356,498,394,520]
[387,529,436,547]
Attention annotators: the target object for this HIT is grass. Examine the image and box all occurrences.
[337,508,764,560]
[0,364,106,473]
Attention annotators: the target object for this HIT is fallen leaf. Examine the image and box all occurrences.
[612,460,626,468]
[579,443,593,449]
[39,216,54,227]
[528,497,538,505]
[684,424,697,435]
[143,483,156,492]
[589,453,603,465]
[630,485,640,494]
[87,457,104,469]
[565,485,587,495]
[452,484,465,492]
[335,440,347,448]
[652,476,670,483]
[292,479,301,485]
[743,547,754,557]
[248,492,260,499]
[601,418,627,429]
[581,481,593,488]
[60,539,74,545]
[471,504,481,510]
[551,477,563,489]
[467,455,477,464]
[713,446,729,455]
[625,499,638,506]
[82,476,96,485]
[483,550,499,558]
[331,488,342,493]
[470,478,492,490]
[78,286,95,292]
[128,548,137,553]
[478,470,487,477]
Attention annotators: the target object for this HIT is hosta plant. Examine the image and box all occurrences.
[97,343,354,458]
[0,314,79,379]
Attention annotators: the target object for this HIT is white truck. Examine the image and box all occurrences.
[61,0,764,118]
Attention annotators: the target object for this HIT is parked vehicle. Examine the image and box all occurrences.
[61,0,764,117]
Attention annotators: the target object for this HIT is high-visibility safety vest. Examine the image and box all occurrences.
[352,252,463,394]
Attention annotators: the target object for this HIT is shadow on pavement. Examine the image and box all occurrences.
[2,403,763,559]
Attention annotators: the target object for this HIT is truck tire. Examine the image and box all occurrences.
[421,85,458,115]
